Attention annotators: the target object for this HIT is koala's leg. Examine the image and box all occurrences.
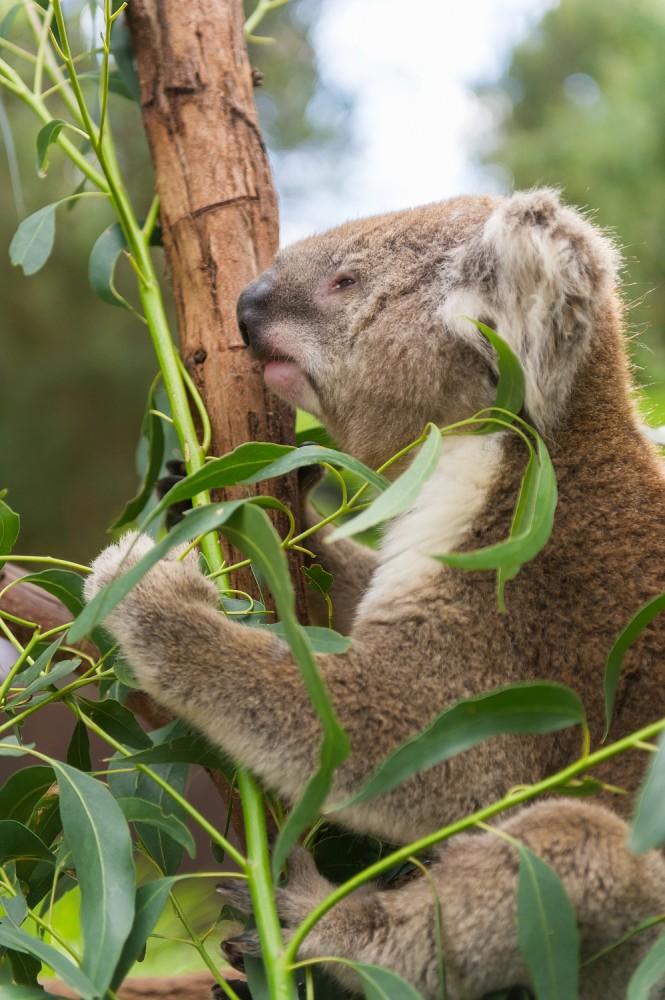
[221,805,665,1000]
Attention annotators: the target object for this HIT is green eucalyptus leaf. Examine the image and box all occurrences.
[17,570,83,617]
[302,564,334,597]
[0,766,54,824]
[110,13,141,102]
[53,762,135,993]
[344,961,426,1000]
[0,922,97,998]
[0,492,20,568]
[516,844,579,1000]
[114,798,196,857]
[630,731,665,853]
[88,222,129,308]
[147,442,389,528]
[110,876,182,989]
[465,318,526,429]
[66,719,92,772]
[108,721,191,876]
[111,382,165,529]
[605,592,665,737]
[77,697,151,750]
[9,203,58,276]
[265,622,351,654]
[328,424,441,542]
[0,821,53,865]
[6,948,41,988]
[220,503,350,876]
[336,682,585,809]
[627,933,665,1000]
[10,636,65,687]
[1,869,28,926]
[35,119,67,177]
[6,658,79,708]
[123,732,232,772]
[434,434,556,589]
[0,737,33,757]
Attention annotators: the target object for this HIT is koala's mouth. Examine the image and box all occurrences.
[261,357,319,414]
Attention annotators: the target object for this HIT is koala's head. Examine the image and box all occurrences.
[237,189,619,467]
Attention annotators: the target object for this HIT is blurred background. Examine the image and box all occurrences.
[2,0,665,563]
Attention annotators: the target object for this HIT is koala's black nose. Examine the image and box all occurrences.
[236,271,276,352]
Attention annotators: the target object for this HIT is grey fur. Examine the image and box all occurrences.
[86,190,665,998]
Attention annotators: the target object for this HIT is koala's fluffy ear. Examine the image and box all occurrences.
[439,189,620,429]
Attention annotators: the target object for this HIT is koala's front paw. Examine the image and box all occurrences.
[83,531,156,603]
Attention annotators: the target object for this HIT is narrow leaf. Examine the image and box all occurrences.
[111,382,165,529]
[630,731,665,853]
[88,222,128,308]
[0,922,97,998]
[0,821,53,865]
[77,697,151,750]
[466,318,525,430]
[336,683,585,809]
[220,503,350,875]
[10,636,65,688]
[6,658,79,708]
[0,737,32,757]
[516,844,579,1000]
[35,119,67,177]
[0,492,20,568]
[265,622,351,654]
[605,592,665,736]
[9,204,57,276]
[53,762,135,993]
[148,442,389,527]
[346,961,426,1000]
[0,766,54,823]
[627,933,665,1000]
[302,564,334,598]
[66,719,92,772]
[123,733,232,772]
[114,798,195,857]
[434,435,557,573]
[110,876,181,989]
[327,424,442,541]
[110,14,140,102]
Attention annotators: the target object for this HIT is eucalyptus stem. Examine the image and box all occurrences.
[285,715,665,962]
[238,770,295,1000]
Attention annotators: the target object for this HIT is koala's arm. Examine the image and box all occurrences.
[220,802,665,1000]
[85,535,523,844]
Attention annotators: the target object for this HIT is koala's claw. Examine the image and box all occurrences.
[222,930,261,971]
[216,879,253,915]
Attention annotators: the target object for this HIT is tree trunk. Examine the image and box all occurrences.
[126,0,307,620]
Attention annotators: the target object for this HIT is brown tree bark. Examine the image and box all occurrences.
[126,0,308,621]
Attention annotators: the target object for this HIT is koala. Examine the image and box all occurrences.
[85,190,665,998]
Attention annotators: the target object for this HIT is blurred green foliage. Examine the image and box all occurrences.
[0,0,351,562]
[476,0,665,419]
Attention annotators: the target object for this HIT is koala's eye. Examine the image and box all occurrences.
[331,274,357,291]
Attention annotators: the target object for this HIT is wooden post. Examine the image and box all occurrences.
[126,0,307,619]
